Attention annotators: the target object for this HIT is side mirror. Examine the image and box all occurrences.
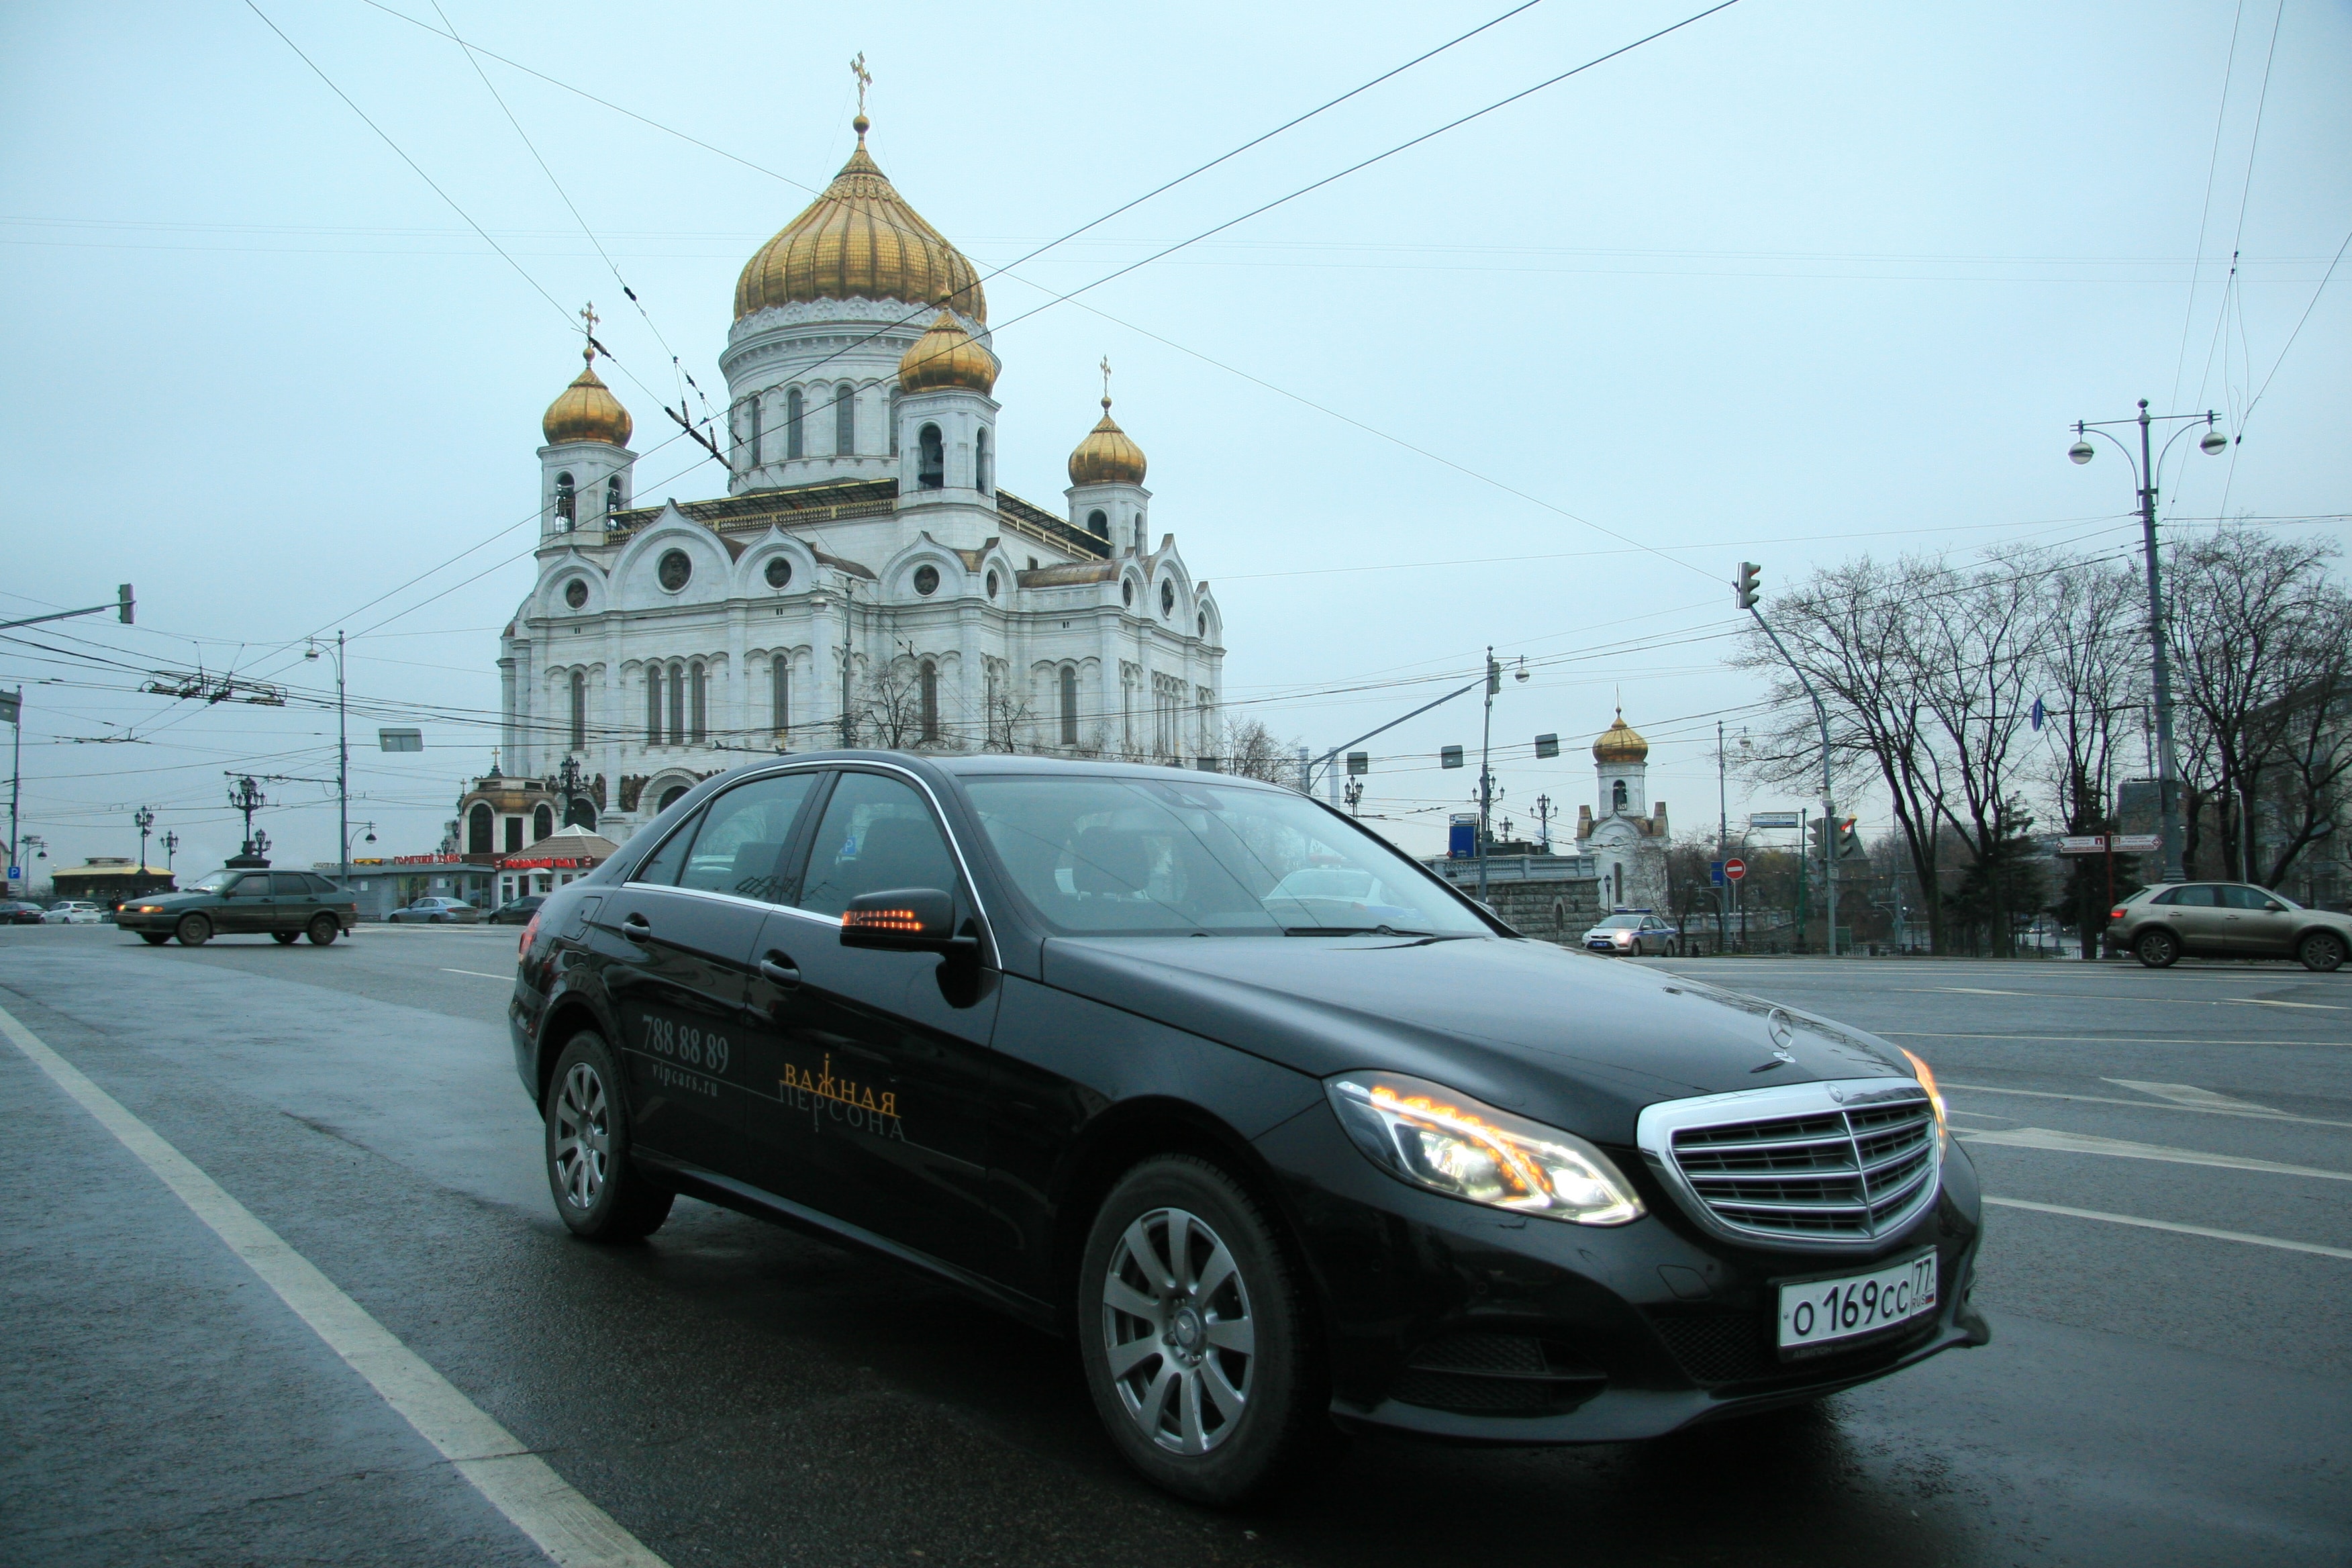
[840,887,973,954]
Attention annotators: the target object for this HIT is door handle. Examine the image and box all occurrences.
[621,914,652,943]
[758,952,800,989]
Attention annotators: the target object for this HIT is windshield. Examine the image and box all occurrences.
[965,775,1490,938]
[187,873,232,892]
[1593,914,1643,930]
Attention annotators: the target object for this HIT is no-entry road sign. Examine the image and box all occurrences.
[1723,856,1747,881]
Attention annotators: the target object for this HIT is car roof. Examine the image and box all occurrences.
[711,748,1291,793]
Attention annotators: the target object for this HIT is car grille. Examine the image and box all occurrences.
[1387,1333,1604,1417]
[1650,1310,1939,1385]
[1664,1093,1939,1244]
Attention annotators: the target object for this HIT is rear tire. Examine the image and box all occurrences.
[175,914,211,947]
[2298,931,2345,973]
[544,1031,673,1242]
[140,932,169,946]
[272,931,299,944]
[307,914,339,946]
[2135,928,2179,969]
[1077,1155,1328,1506]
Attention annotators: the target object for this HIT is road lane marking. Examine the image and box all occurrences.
[1887,1031,2342,1047]
[1946,1082,2352,1129]
[1919,986,2029,996]
[1983,1197,2352,1261]
[1961,1126,2352,1181]
[0,1001,671,1568]
[442,968,513,981]
[2223,997,2346,1011]
[2104,1079,2282,1114]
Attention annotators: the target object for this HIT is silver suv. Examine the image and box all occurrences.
[2106,881,2351,971]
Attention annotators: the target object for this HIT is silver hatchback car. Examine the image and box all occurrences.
[388,897,480,924]
[1582,911,1681,956]
[2106,882,2351,971]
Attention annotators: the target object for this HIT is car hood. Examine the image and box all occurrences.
[125,892,209,908]
[1039,935,1916,1146]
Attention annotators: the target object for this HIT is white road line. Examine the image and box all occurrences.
[1961,1126,2352,1181]
[442,968,514,981]
[2104,1079,2282,1114]
[0,1001,670,1568]
[2224,997,2346,1011]
[1946,1081,2352,1129]
[1887,1031,2341,1048]
[1983,1197,2352,1261]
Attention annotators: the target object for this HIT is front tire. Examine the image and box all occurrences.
[273,931,299,944]
[2135,928,2180,969]
[544,1031,673,1242]
[140,932,169,946]
[1077,1156,1326,1506]
[2298,931,2345,973]
[175,914,211,947]
[307,914,339,946]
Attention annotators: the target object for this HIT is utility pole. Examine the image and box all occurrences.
[2068,401,2226,883]
[1716,719,1728,852]
[1477,648,1499,901]
[1740,562,1838,956]
[2,687,19,899]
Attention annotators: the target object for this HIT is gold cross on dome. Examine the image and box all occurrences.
[1099,355,1113,407]
[851,53,871,115]
[579,301,599,360]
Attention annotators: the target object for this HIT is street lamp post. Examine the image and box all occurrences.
[2067,399,2227,884]
[162,830,179,875]
[133,806,154,889]
[307,634,351,888]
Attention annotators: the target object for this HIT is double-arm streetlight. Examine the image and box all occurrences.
[2066,399,2227,885]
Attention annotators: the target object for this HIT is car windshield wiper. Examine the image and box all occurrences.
[1281,924,1438,938]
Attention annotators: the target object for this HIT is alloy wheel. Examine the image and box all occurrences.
[552,1061,612,1210]
[1101,1206,1256,1455]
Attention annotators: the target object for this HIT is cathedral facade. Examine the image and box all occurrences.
[1574,712,1669,911]
[497,113,1223,837]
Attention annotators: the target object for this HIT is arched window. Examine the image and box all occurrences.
[669,665,686,746]
[505,816,524,853]
[569,671,586,751]
[772,656,790,738]
[786,388,804,458]
[889,387,901,454]
[1059,667,1079,746]
[658,785,689,812]
[975,428,992,494]
[565,797,596,830]
[532,803,554,842]
[689,662,707,743]
[605,475,622,514]
[917,423,944,489]
[553,472,575,525]
[919,660,939,743]
[467,802,493,854]
[748,395,763,467]
[1087,508,1108,538]
[834,383,855,455]
[646,668,662,744]
[1612,779,1628,812]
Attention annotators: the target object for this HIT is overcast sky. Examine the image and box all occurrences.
[3,0,2346,881]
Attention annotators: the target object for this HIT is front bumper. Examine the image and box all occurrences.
[1255,1103,1988,1444]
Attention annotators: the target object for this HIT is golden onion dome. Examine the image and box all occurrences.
[898,308,997,393]
[734,117,986,323]
[1068,397,1146,487]
[1592,710,1649,765]
[541,350,632,446]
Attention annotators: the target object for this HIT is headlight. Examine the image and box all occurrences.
[1326,1072,1644,1226]
[1612,932,1633,946]
[1899,1047,1948,1141]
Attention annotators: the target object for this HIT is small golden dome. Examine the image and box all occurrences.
[1592,710,1649,765]
[1069,397,1146,487]
[898,308,997,393]
[735,119,985,323]
[542,351,632,446]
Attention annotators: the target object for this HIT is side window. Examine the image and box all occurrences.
[2165,885,2218,907]
[234,875,273,897]
[675,772,821,903]
[2220,885,2273,911]
[797,772,960,919]
[272,874,311,896]
[630,812,701,887]
[307,875,340,895]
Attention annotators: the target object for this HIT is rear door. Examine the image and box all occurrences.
[739,768,1000,1271]
[2151,883,2226,952]
[596,772,823,1176]
[273,873,322,934]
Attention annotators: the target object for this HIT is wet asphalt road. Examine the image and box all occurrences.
[1,926,2346,1567]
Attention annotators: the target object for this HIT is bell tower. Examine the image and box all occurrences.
[538,304,635,540]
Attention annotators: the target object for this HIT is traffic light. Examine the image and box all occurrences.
[1837,818,1867,861]
[1808,816,1828,855]
[1735,562,1761,611]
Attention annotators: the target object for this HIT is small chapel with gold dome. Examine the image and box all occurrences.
[1575,711,1669,911]
[496,109,1223,832]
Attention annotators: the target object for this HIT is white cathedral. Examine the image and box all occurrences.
[1574,711,1669,911]
[495,111,1223,835]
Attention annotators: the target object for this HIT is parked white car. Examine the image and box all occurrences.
[42,901,109,925]
[387,897,481,924]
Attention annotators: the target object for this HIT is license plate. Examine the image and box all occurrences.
[1776,1251,1937,1353]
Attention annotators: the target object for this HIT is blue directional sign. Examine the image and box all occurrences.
[1709,859,1725,886]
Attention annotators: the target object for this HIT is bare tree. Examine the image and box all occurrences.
[1218,717,1303,789]
[856,660,926,750]
[978,688,1036,756]
[2031,557,2145,954]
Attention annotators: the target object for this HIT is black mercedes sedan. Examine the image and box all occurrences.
[509,752,1987,1504]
